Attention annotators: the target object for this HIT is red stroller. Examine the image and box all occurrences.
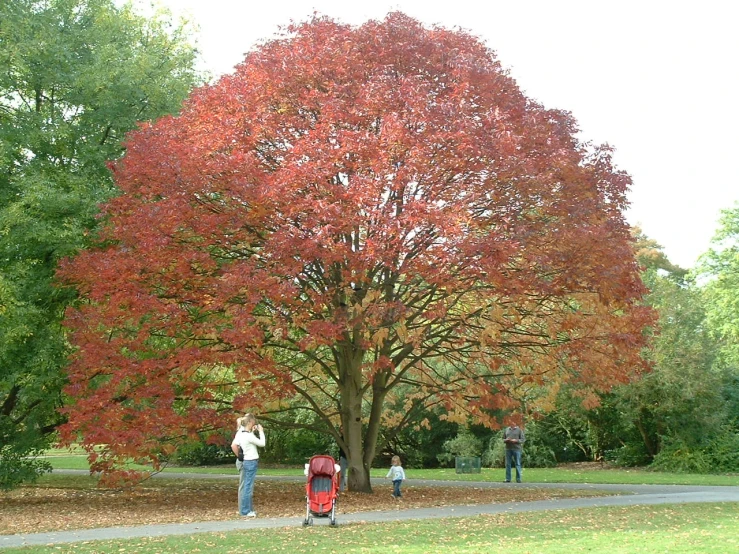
[302,454,340,526]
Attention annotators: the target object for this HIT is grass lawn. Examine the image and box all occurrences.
[6,452,738,553]
[398,467,739,486]
[3,502,737,554]
[43,449,739,486]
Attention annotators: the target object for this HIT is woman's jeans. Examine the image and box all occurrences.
[237,459,259,515]
[505,449,522,483]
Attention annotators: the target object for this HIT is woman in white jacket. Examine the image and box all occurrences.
[231,413,266,517]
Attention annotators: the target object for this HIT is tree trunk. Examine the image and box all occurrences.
[635,413,658,458]
[338,335,370,493]
[344,398,373,493]
[346,456,372,492]
[342,385,387,493]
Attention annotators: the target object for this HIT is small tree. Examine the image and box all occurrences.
[437,430,483,467]
[543,231,736,470]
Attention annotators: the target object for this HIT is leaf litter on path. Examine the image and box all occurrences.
[0,480,611,535]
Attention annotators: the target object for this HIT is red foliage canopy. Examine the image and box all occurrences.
[58,13,653,485]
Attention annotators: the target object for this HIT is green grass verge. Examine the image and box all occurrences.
[3,502,738,553]
[385,467,739,486]
[42,453,739,485]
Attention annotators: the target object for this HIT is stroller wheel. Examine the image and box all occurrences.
[308,516,314,526]
[302,518,309,527]
[329,517,337,526]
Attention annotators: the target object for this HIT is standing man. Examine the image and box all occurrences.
[232,413,266,517]
[503,421,525,483]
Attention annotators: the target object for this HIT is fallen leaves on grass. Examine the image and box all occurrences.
[0,479,608,535]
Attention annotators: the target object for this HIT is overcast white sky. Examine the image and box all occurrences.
[134,0,738,269]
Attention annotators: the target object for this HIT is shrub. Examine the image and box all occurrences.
[261,427,334,465]
[605,442,652,467]
[523,443,557,468]
[649,439,711,473]
[707,427,739,472]
[437,431,482,467]
[173,436,233,466]
[0,445,51,490]
[648,427,739,474]
[482,437,505,468]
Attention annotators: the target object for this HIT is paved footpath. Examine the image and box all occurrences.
[2,474,737,550]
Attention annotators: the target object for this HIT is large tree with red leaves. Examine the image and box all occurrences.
[59,13,653,491]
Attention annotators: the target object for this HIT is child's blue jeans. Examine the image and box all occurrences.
[392,479,402,497]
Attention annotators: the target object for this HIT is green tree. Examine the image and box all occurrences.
[0,0,200,489]
[602,232,731,469]
[688,203,739,472]
[698,203,739,367]
[534,389,635,464]
[617,264,722,461]
[539,232,730,470]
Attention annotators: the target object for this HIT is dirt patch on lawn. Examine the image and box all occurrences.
[0,479,610,535]
[556,461,619,470]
